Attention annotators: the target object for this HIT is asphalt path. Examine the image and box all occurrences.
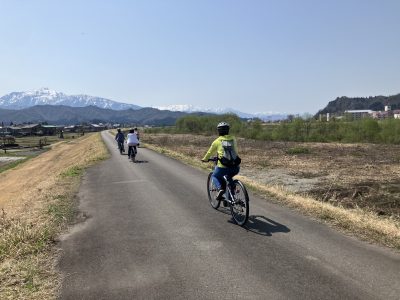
[59,131,400,299]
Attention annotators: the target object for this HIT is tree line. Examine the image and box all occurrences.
[145,114,400,144]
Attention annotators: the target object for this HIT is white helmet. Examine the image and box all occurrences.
[217,122,230,135]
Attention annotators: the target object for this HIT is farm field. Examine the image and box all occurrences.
[143,133,400,220]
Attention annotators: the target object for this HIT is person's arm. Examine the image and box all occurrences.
[202,140,218,161]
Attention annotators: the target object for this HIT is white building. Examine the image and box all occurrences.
[344,110,373,119]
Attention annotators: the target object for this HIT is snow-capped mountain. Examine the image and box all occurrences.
[0,88,141,110]
[154,104,287,121]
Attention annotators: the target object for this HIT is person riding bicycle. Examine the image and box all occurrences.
[133,127,140,145]
[115,129,125,152]
[126,128,140,161]
[202,122,241,200]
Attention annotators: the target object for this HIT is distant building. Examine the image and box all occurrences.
[19,124,41,135]
[344,110,373,120]
[88,124,106,132]
[38,125,58,135]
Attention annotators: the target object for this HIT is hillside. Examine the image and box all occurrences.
[317,93,400,115]
[0,105,192,125]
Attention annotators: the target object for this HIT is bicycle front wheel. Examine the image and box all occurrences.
[207,173,220,209]
[230,180,249,226]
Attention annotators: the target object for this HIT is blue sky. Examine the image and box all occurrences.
[0,0,399,114]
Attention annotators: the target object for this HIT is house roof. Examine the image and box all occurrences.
[20,124,40,129]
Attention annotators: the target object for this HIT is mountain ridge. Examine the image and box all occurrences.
[0,105,194,126]
[0,89,287,121]
[0,88,141,110]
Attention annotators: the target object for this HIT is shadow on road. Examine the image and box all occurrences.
[243,215,290,236]
[131,160,149,164]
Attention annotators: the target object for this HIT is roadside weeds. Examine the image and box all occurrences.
[0,133,108,299]
[144,143,400,251]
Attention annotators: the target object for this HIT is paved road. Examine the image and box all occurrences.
[59,131,400,299]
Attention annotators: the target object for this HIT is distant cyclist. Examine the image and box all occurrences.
[115,129,125,154]
[202,122,241,200]
[126,128,140,161]
[133,127,140,145]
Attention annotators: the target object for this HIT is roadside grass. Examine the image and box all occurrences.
[286,146,311,155]
[60,166,84,178]
[143,142,400,250]
[0,132,109,299]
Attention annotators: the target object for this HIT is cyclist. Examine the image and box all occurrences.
[202,122,241,200]
[126,128,140,161]
[133,127,140,145]
[115,128,125,153]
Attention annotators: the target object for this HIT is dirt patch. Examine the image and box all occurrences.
[142,133,400,220]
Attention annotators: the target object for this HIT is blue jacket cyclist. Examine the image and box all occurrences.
[115,129,125,143]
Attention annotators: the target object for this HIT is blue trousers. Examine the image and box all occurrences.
[212,166,240,190]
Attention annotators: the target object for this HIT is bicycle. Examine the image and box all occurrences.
[128,144,138,162]
[117,141,125,154]
[206,157,249,226]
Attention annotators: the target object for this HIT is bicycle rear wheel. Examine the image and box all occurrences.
[131,146,137,162]
[207,173,220,209]
[230,180,249,226]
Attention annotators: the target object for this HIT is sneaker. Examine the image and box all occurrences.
[216,189,225,200]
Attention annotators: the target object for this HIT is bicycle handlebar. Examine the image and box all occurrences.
[202,157,218,162]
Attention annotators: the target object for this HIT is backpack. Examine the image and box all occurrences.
[219,139,241,167]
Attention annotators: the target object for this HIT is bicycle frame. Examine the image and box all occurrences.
[222,175,236,205]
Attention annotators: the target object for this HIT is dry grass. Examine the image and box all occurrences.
[143,133,400,250]
[238,179,400,249]
[0,133,108,299]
